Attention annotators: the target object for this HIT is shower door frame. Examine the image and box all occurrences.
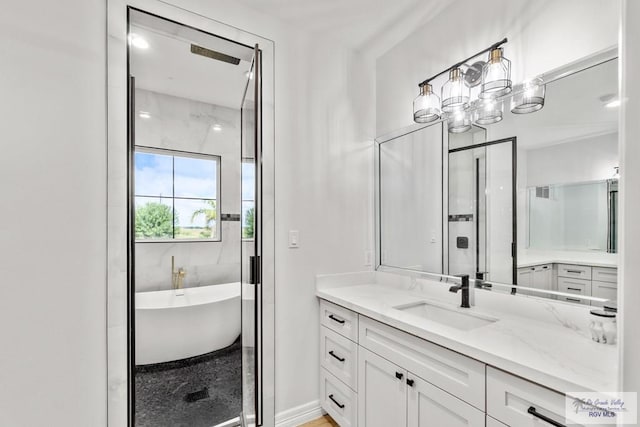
[447,137,518,286]
[106,1,276,426]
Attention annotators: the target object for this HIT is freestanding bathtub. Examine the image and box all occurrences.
[135,282,241,365]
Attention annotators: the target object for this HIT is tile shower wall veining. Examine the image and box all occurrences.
[134,89,243,292]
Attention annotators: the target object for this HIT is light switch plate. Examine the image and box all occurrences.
[288,230,299,248]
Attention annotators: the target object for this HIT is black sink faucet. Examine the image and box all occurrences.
[449,274,472,308]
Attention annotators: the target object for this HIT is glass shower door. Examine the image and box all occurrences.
[240,45,262,427]
[447,138,516,285]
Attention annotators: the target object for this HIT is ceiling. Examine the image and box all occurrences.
[487,58,619,150]
[130,14,254,109]
[234,0,454,51]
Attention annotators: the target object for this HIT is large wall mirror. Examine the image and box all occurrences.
[377,51,618,307]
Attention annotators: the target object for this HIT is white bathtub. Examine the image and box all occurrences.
[135,282,241,365]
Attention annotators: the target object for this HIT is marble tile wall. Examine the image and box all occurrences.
[134,88,243,292]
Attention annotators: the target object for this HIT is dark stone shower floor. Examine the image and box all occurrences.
[135,337,242,427]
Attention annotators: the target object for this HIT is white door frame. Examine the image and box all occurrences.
[106,1,275,425]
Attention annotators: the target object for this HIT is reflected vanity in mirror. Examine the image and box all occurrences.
[376,51,618,307]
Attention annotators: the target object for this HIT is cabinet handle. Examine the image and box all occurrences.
[543,266,549,269]
[527,406,565,427]
[395,371,403,380]
[566,270,583,274]
[328,314,345,324]
[566,297,581,302]
[406,378,415,387]
[328,394,345,409]
[328,350,345,362]
[567,287,582,291]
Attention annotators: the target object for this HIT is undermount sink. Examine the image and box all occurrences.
[393,301,498,331]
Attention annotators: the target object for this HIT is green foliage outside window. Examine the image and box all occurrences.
[243,207,255,239]
[135,202,177,238]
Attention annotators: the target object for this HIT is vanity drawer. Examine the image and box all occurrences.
[592,267,618,284]
[320,299,358,342]
[558,277,592,305]
[487,367,567,427]
[358,315,485,410]
[557,264,592,280]
[591,280,618,307]
[320,326,358,391]
[320,367,357,427]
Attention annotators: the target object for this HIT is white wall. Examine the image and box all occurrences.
[134,89,242,292]
[376,0,619,136]
[0,1,107,425]
[1,0,374,424]
[620,0,640,401]
[525,133,619,187]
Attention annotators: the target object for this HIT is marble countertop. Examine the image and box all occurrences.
[317,272,618,395]
[517,250,618,268]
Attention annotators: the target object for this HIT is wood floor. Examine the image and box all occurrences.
[298,414,339,427]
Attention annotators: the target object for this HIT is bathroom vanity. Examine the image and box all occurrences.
[517,256,617,306]
[316,272,616,427]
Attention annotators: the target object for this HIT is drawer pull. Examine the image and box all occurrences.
[527,406,565,427]
[566,270,583,274]
[328,394,345,409]
[328,350,345,362]
[328,314,345,324]
[566,297,581,302]
[406,378,415,387]
[567,287,582,291]
[395,371,404,380]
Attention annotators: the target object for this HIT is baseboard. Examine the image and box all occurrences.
[275,400,324,427]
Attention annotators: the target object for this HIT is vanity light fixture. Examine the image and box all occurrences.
[511,77,545,114]
[128,33,149,49]
[472,99,503,125]
[413,83,441,123]
[441,68,470,112]
[480,47,512,98]
[414,38,545,131]
[447,109,472,133]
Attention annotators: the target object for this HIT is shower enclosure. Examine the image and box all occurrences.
[126,8,264,427]
[447,138,516,285]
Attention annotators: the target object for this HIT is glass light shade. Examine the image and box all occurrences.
[413,84,441,123]
[480,48,512,99]
[471,99,503,125]
[447,109,471,133]
[511,77,545,114]
[441,68,470,112]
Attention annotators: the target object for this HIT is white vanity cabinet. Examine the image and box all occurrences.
[517,264,552,295]
[319,300,359,427]
[319,298,581,427]
[517,263,617,305]
[358,347,407,427]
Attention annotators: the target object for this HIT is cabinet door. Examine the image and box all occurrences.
[592,280,617,307]
[517,268,532,287]
[407,375,485,427]
[532,264,552,291]
[358,347,407,427]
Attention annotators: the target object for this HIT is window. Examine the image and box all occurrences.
[134,147,221,241]
[242,161,255,239]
